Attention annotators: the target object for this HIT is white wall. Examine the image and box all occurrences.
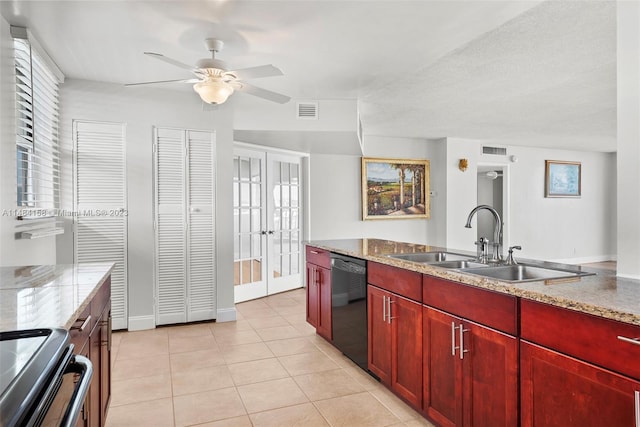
[57,79,235,327]
[0,17,56,266]
[445,138,616,263]
[309,135,436,244]
[616,1,640,278]
[234,98,357,132]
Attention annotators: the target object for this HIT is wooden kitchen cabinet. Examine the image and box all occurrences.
[69,277,112,427]
[520,299,640,427]
[368,285,423,408]
[521,340,640,427]
[305,246,332,340]
[423,306,518,427]
[422,275,518,427]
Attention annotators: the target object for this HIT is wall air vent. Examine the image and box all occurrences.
[296,102,318,120]
[482,146,507,156]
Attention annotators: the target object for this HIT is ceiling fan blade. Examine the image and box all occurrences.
[144,52,195,71]
[125,79,200,86]
[227,64,283,80]
[235,82,290,104]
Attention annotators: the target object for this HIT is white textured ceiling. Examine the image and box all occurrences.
[0,0,616,152]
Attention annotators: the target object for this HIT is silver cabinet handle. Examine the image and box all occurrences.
[451,322,457,356]
[635,390,640,427]
[459,325,470,360]
[382,295,387,322]
[618,336,640,346]
[71,315,91,332]
[310,250,319,254]
[387,298,395,324]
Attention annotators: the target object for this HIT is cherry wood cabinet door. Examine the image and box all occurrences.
[317,266,332,340]
[521,340,640,427]
[99,302,112,423]
[391,294,423,408]
[462,319,518,427]
[306,263,319,328]
[88,322,101,427]
[424,306,462,427]
[368,286,392,384]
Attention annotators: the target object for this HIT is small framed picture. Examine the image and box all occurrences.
[545,160,581,198]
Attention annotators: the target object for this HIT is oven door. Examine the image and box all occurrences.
[39,353,92,427]
[0,329,93,427]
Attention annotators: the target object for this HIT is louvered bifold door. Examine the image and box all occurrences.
[186,130,216,322]
[74,121,128,330]
[155,128,188,325]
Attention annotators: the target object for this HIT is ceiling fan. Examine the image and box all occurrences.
[126,38,290,105]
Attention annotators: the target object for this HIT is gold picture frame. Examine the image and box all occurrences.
[361,157,430,220]
[545,160,581,198]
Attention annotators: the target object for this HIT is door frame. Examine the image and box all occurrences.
[233,142,310,302]
[476,162,510,252]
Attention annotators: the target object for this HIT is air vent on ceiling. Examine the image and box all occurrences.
[482,146,507,156]
[296,102,318,120]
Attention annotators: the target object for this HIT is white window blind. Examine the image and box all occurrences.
[12,26,63,210]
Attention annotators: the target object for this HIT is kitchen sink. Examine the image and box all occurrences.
[386,251,474,264]
[458,264,595,283]
[429,260,487,269]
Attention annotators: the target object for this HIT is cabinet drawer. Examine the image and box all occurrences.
[368,262,422,302]
[69,304,91,354]
[306,246,331,269]
[423,275,517,335]
[521,299,640,380]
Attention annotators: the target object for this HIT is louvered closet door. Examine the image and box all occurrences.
[155,128,187,324]
[155,128,216,325]
[74,121,128,330]
[186,131,216,321]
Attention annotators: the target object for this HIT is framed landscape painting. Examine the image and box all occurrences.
[361,157,430,220]
[545,160,581,197]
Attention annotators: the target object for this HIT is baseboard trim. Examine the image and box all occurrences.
[216,307,237,323]
[127,315,156,331]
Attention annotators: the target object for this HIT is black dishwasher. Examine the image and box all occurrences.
[330,253,368,370]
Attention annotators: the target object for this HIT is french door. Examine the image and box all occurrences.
[233,148,303,303]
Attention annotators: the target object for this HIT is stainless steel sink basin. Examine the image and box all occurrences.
[458,264,595,283]
[386,252,474,264]
[429,260,487,269]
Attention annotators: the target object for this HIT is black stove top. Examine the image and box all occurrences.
[0,329,70,427]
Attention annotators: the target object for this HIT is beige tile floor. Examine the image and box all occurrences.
[106,288,434,427]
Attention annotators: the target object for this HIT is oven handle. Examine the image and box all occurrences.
[60,355,93,427]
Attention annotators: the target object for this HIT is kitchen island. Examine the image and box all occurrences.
[0,263,114,427]
[306,239,640,427]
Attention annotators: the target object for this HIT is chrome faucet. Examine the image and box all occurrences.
[465,205,503,262]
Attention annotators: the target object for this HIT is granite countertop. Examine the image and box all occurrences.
[0,263,115,332]
[307,239,640,327]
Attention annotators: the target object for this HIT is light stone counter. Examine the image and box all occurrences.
[307,239,640,326]
[0,263,115,332]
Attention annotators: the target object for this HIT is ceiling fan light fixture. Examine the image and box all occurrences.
[193,79,234,104]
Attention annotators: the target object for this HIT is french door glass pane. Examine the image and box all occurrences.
[250,158,261,181]
[240,183,250,206]
[240,208,250,232]
[251,208,261,232]
[251,184,261,206]
[240,158,250,180]
[273,161,281,183]
[233,158,239,179]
